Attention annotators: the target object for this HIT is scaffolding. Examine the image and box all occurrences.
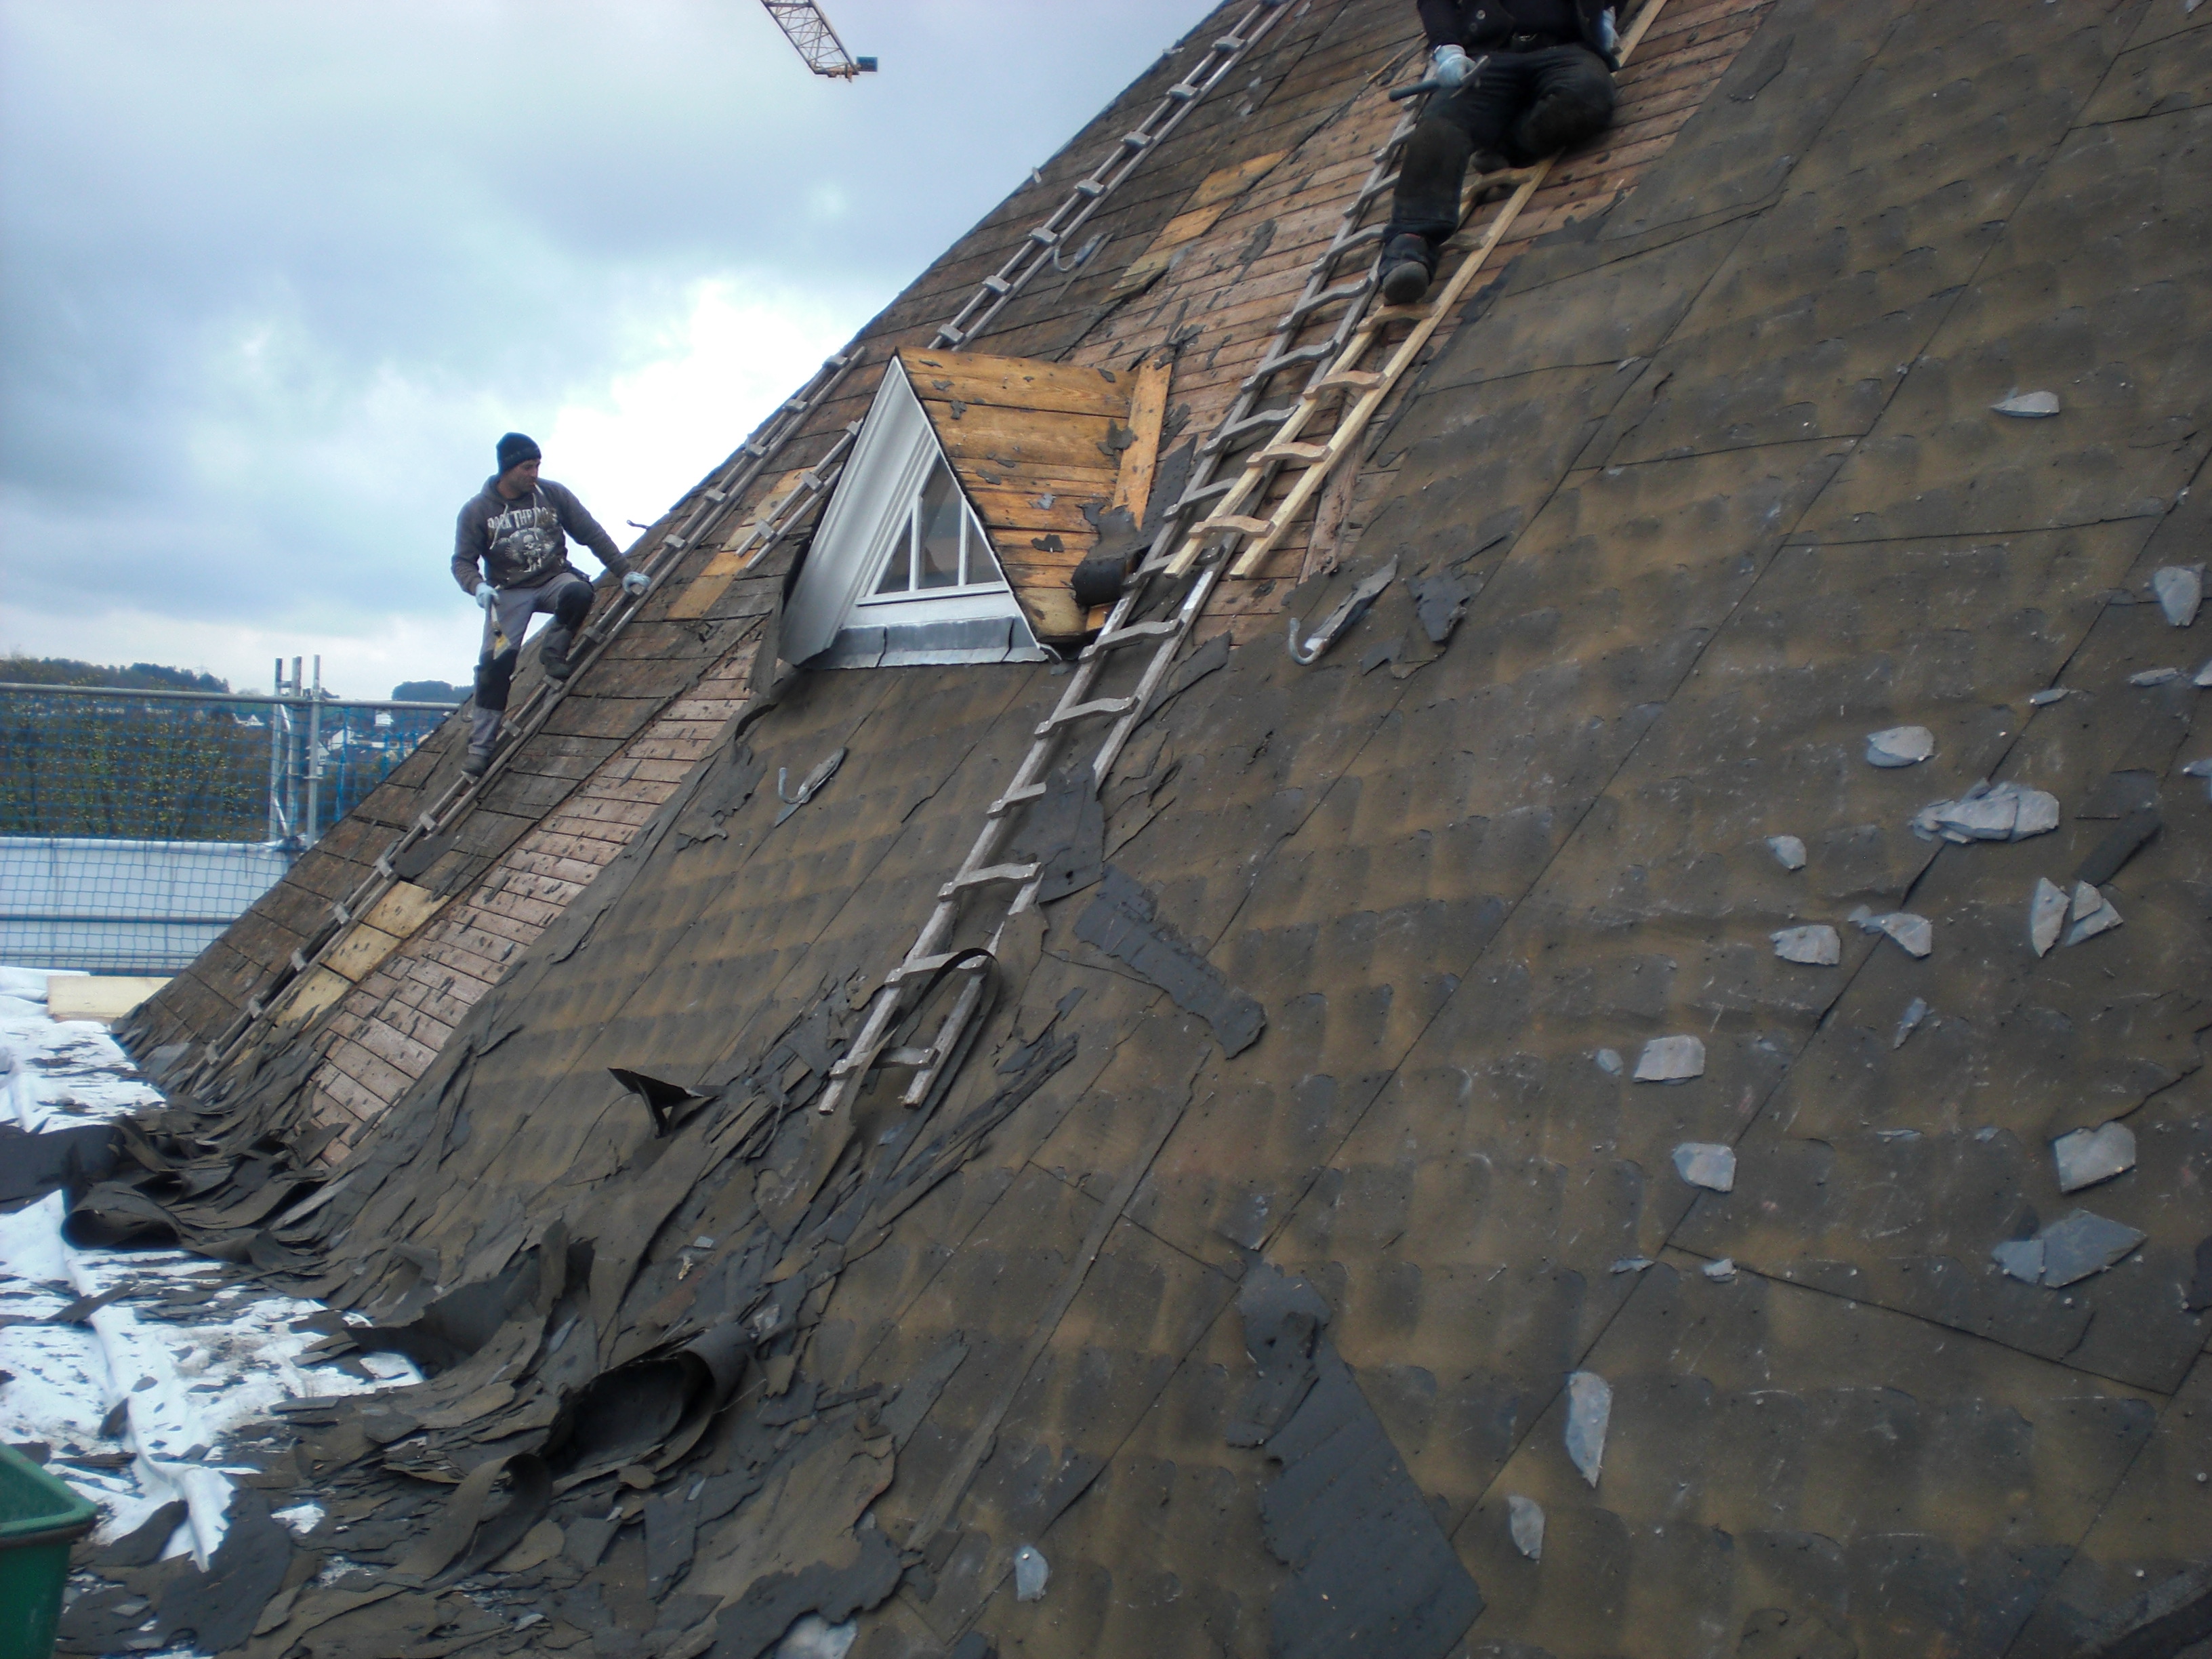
[0,671,455,971]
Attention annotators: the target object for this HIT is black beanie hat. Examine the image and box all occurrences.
[496,432,542,473]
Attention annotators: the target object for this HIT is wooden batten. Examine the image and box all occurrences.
[900,348,1151,642]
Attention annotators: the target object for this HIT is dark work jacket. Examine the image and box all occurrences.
[1416,0,1618,66]
[451,476,628,593]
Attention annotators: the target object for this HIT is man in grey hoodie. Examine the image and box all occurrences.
[452,432,649,776]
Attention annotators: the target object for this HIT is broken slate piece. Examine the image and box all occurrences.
[1910,780,2061,843]
[1892,997,1929,1049]
[1771,924,1840,966]
[1593,1047,1623,1076]
[2028,687,2071,706]
[1610,1256,1654,1274]
[1673,1142,1736,1192]
[1563,1372,1611,1488]
[2000,783,2058,837]
[2030,877,2069,957]
[1866,725,1937,767]
[2129,667,2182,687]
[2053,1122,2136,1193]
[2039,1209,2147,1287]
[1702,1258,1737,1282]
[1634,1034,1705,1083]
[1767,834,1807,871]
[1990,390,2061,417]
[2152,565,2204,628]
[2064,882,2123,946]
[2197,656,2212,688]
[1013,1544,1050,1603]
[1992,1239,2045,1284]
[1506,1495,1544,1561]
[1868,912,1933,958]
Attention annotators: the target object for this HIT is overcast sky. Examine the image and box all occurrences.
[0,0,1210,697]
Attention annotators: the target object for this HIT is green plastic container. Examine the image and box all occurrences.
[0,1444,100,1659]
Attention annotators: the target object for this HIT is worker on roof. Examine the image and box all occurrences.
[452,432,649,778]
[1378,0,1621,306]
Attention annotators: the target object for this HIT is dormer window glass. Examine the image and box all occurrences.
[865,459,1004,601]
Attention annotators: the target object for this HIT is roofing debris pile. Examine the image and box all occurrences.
[27,0,2211,1655]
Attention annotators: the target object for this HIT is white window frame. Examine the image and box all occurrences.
[853,454,1008,621]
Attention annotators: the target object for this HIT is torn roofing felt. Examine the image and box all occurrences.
[81,0,2212,1656]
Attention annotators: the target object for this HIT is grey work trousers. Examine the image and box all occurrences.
[468,569,592,755]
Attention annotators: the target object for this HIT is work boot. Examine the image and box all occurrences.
[1378,234,1435,306]
[540,625,575,681]
[462,747,494,779]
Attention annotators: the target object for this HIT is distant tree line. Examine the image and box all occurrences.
[1,655,232,693]
[392,680,466,703]
[0,657,449,842]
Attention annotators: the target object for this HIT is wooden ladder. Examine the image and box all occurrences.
[817,0,1677,1115]
[1158,0,1673,581]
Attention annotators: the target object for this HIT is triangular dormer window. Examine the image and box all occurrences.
[781,359,1046,668]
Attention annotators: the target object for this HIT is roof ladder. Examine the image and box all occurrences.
[1155,1,1677,581]
[813,0,1681,1118]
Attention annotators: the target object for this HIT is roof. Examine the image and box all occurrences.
[96,0,2212,1655]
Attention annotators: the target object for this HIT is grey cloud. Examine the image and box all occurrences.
[0,0,1208,683]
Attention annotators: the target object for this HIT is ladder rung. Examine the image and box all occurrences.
[887,952,958,984]
[1242,341,1337,389]
[987,781,1048,817]
[939,861,1040,900]
[1174,476,1239,508]
[1036,696,1137,735]
[1256,441,1329,464]
[876,1047,937,1069]
[1314,369,1385,393]
[1090,618,1183,652]
[1202,515,1275,537]
[1204,408,1291,452]
[1369,303,1431,324]
[1283,277,1374,325]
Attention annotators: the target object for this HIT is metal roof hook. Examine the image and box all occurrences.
[1285,557,1398,666]
[775,747,847,823]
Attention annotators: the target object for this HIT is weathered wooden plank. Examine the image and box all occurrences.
[1112,354,1176,523]
[902,349,1134,419]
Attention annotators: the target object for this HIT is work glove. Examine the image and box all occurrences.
[474,584,498,611]
[621,571,651,598]
[1431,43,1477,88]
[1598,7,1618,55]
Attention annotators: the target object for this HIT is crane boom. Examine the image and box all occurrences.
[758,1,876,79]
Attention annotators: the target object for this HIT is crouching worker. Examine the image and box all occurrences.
[1379,0,1620,305]
[451,432,649,777]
